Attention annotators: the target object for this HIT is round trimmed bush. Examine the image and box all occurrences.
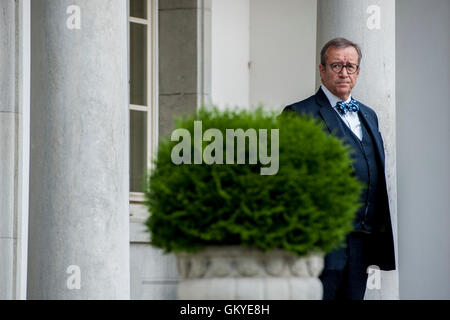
[144,107,362,257]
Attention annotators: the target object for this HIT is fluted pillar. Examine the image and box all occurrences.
[28,0,130,299]
[0,0,17,300]
[317,0,398,300]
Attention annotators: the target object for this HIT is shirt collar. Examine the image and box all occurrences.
[321,84,352,109]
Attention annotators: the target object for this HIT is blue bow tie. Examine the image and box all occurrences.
[335,99,360,115]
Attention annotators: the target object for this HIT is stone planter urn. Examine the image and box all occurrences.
[176,246,324,300]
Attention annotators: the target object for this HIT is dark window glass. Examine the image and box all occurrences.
[130,22,147,106]
[130,0,147,19]
[130,110,148,192]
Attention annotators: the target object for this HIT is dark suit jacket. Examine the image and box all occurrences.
[282,88,396,271]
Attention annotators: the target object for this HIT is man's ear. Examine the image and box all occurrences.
[319,64,325,80]
[319,64,325,73]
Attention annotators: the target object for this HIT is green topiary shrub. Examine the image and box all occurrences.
[144,107,362,257]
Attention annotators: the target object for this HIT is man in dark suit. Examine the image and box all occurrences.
[282,38,396,300]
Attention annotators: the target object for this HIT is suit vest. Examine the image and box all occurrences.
[336,112,382,233]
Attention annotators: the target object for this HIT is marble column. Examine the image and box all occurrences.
[0,0,17,300]
[28,0,130,299]
[317,0,398,300]
[159,0,212,139]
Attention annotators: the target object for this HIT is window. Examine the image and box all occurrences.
[129,0,158,204]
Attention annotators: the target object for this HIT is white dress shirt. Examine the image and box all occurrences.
[321,84,363,141]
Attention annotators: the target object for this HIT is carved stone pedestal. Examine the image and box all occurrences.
[176,246,324,300]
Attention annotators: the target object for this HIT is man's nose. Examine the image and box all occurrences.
[339,67,349,77]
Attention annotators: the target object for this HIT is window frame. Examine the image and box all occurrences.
[128,0,159,211]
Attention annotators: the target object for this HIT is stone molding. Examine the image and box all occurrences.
[176,246,324,279]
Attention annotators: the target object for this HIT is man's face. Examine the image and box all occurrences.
[319,46,360,101]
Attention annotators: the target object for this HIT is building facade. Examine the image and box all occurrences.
[0,0,449,300]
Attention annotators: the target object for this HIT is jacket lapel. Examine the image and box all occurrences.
[316,88,346,141]
[358,107,386,168]
[315,88,386,169]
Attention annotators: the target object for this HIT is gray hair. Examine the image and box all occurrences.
[320,37,362,65]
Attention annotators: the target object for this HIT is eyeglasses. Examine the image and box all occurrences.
[325,62,360,74]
